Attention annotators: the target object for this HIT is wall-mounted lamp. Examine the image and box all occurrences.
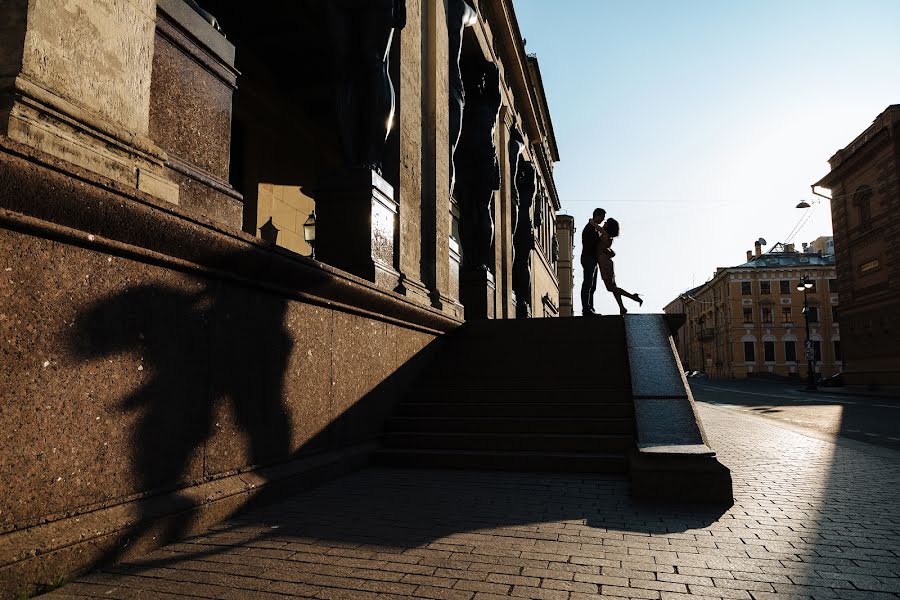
[303,210,317,259]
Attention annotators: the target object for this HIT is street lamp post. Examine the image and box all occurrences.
[797,274,817,391]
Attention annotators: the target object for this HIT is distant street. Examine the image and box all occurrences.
[690,378,900,451]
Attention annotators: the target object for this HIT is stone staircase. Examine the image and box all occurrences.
[375,316,635,472]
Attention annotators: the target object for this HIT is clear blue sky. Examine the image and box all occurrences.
[514,0,900,315]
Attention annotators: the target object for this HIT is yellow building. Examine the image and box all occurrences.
[666,242,841,380]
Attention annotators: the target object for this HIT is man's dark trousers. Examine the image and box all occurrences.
[581,256,597,314]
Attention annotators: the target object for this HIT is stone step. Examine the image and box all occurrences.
[424,357,628,376]
[381,432,633,453]
[450,315,625,336]
[394,402,634,418]
[386,416,634,435]
[413,375,631,390]
[409,388,632,403]
[373,448,628,473]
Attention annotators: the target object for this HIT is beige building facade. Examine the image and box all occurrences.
[667,243,841,380]
[554,215,576,316]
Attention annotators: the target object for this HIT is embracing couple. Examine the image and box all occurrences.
[580,208,643,316]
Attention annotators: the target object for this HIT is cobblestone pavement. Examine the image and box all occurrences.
[45,403,900,600]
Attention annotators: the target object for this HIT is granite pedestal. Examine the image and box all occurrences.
[316,168,400,289]
[460,267,496,320]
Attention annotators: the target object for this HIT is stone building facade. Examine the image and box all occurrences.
[0,0,562,594]
[554,215,575,316]
[666,244,841,380]
[813,105,900,387]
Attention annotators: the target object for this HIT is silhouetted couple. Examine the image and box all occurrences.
[581,207,643,316]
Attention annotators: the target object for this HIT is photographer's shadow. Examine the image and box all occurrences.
[71,270,292,560]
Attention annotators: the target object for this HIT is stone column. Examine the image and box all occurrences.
[0,0,179,204]
[420,0,462,318]
[394,0,430,304]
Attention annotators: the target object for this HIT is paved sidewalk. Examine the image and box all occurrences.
[46,404,900,600]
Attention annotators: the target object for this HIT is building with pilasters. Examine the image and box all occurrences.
[0,0,566,591]
[667,243,840,380]
[813,105,900,387]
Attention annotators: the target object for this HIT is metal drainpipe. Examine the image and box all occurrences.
[811,185,832,202]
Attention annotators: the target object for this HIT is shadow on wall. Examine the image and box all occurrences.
[68,267,292,562]
[63,245,442,570]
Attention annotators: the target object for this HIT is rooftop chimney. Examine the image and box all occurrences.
[746,250,753,261]
[802,242,809,253]
[786,243,795,253]
[754,240,762,257]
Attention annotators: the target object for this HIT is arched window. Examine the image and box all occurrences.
[853,185,873,225]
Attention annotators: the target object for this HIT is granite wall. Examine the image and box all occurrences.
[0,136,458,597]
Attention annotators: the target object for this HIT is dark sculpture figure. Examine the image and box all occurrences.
[455,57,502,271]
[508,129,526,251]
[185,0,220,30]
[329,0,406,174]
[448,0,477,196]
[512,158,536,317]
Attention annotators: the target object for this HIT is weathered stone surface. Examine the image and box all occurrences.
[20,0,156,134]
[0,0,180,205]
[397,0,426,298]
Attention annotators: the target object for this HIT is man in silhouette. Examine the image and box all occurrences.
[580,207,606,315]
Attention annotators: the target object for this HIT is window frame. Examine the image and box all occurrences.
[784,341,797,362]
[743,341,756,362]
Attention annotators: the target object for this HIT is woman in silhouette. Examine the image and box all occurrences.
[594,218,643,315]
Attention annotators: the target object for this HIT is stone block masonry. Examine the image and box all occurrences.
[0,134,461,597]
[38,402,900,600]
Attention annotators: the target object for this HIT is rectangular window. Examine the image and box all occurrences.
[780,280,791,294]
[761,307,773,322]
[743,341,755,362]
[741,282,752,295]
[813,341,822,362]
[831,306,839,323]
[782,307,792,322]
[764,341,775,362]
[785,341,797,362]
[807,307,819,323]
[760,281,771,294]
[828,278,838,293]
[743,308,753,323]
[834,340,842,362]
